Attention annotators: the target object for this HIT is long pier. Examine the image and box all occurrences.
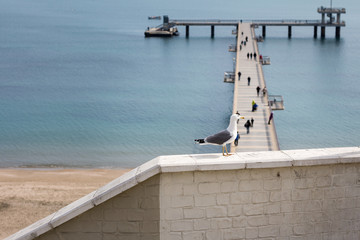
[231,23,279,152]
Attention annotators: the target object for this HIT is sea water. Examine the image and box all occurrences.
[0,0,359,168]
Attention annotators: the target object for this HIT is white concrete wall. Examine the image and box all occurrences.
[6,147,360,240]
[160,164,360,240]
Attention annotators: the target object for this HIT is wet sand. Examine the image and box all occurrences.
[0,168,129,239]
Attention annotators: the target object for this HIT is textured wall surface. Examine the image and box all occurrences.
[160,164,360,240]
[37,175,160,240]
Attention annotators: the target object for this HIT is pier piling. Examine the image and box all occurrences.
[336,27,340,39]
[314,26,317,38]
[262,26,266,38]
[211,25,215,38]
[321,26,325,38]
[185,25,189,38]
[288,26,292,38]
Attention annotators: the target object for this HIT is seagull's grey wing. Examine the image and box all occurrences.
[205,130,232,145]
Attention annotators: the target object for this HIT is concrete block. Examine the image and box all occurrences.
[220,182,238,193]
[303,200,321,212]
[118,221,140,233]
[264,179,281,190]
[216,194,230,205]
[315,176,331,187]
[171,196,194,208]
[245,227,258,238]
[314,221,331,233]
[206,206,227,218]
[324,187,345,199]
[247,216,268,227]
[194,171,217,182]
[210,218,232,229]
[183,231,205,240]
[310,189,324,200]
[268,214,283,225]
[184,208,205,219]
[205,230,222,240]
[294,178,315,189]
[163,183,183,196]
[252,191,269,203]
[264,203,281,214]
[183,184,198,196]
[227,205,242,217]
[198,182,220,194]
[216,170,237,181]
[292,189,310,201]
[293,223,314,235]
[280,225,293,236]
[232,216,246,228]
[270,191,281,202]
[230,192,251,204]
[195,195,216,207]
[258,225,280,237]
[104,209,127,221]
[223,228,245,240]
[170,220,193,231]
[238,179,263,191]
[165,208,183,220]
[102,221,117,233]
[243,203,264,216]
[194,219,210,230]
[141,221,159,233]
[333,174,357,187]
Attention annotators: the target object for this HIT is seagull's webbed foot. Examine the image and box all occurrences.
[223,145,233,157]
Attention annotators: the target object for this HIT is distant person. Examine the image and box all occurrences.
[247,53,249,59]
[248,76,251,86]
[236,111,241,123]
[238,71,241,80]
[241,31,244,35]
[250,53,253,59]
[268,112,274,125]
[234,131,240,146]
[244,41,246,46]
[244,120,251,134]
[246,36,248,42]
[256,86,260,96]
[254,52,257,59]
[240,45,242,51]
[252,100,258,112]
[251,117,254,127]
[262,87,267,96]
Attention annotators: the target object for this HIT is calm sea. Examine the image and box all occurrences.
[0,0,359,168]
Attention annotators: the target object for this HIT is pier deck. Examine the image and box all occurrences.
[232,23,279,152]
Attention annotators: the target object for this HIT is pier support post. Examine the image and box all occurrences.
[211,25,215,38]
[186,25,189,38]
[288,26,292,38]
[313,26,317,38]
[336,27,340,39]
[321,26,325,38]
[262,26,266,38]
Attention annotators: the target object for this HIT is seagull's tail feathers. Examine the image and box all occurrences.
[194,139,205,144]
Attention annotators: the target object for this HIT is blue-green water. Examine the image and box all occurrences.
[0,0,359,168]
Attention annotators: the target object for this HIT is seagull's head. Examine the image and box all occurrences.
[232,113,244,121]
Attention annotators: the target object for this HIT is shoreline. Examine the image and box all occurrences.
[0,168,130,239]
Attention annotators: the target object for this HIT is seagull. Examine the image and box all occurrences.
[195,113,244,156]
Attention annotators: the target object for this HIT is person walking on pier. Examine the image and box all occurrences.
[234,131,240,146]
[251,117,254,127]
[268,112,274,125]
[248,76,251,86]
[245,36,248,42]
[252,100,258,112]
[250,53,253,59]
[238,72,241,81]
[244,120,251,134]
[256,86,261,96]
[247,53,249,59]
[254,52,257,60]
[262,87,267,97]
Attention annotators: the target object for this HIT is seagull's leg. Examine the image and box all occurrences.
[222,146,226,156]
[224,145,233,157]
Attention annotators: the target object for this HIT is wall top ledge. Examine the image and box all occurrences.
[5,146,360,240]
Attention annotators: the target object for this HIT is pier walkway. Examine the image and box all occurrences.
[232,23,279,152]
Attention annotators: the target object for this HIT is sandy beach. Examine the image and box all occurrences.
[0,168,129,239]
